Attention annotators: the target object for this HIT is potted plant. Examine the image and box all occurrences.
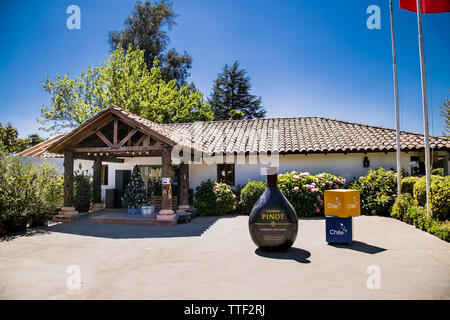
[122,165,149,214]
[5,213,28,233]
[73,166,93,213]
[0,212,6,235]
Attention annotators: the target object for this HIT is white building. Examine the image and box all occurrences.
[18,105,450,207]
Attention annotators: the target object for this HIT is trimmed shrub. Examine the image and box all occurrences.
[0,150,37,220]
[430,176,450,221]
[391,193,415,220]
[401,176,419,195]
[239,181,266,215]
[278,171,346,217]
[413,175,436,206]
[0,148,63,222]
[413,175,449,220]
[431,168,444,176]
[30,162,64,218]
[194,180,235,216]
[404,205,427,224]
[429,221,450,242]
[349,168,398,216]
[398,204,450,242]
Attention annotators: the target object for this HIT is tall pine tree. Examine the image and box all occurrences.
[209,61,266,121]
[109,0,192,87]
[121,165,149,208]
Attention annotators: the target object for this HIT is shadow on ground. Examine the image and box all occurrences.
[255,247,311,264]
[31,215,236,239]
[0,227,50,242]
[328,241,386,254]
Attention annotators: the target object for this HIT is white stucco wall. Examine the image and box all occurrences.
[70,150,449,198]
[189,151,419,188]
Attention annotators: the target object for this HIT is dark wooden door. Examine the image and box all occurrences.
[114,170,131,208]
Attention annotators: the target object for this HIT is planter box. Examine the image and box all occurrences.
[127,208,142,215]
[0,221,6,235]
[30,217,49,227]
[6,216,27,234]
[77,204,90,213]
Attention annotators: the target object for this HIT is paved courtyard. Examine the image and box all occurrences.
[0,214,449,299]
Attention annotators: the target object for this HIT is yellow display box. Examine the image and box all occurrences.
[324,189,360,218]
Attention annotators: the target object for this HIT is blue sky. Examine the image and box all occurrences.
[0,0,449,139]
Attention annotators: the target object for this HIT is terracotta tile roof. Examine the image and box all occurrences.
[44,105,450,156]
[16,134,66,158]
[159,117,450,154]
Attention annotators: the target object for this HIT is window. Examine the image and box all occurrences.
[217,164,235,186]
[410,156,422,176]
[410,153,448,176]
[101,165,108,185]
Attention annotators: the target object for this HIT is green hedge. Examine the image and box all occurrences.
[0,147,63,221]
[401,176,419,195]
[391,195,449,242]
[349,168,398,216]
[239,181,266,215]
[193,180,236,216]
[413,175,449,221]
[429,176,450,221]
[391,193,415,220]
[431,168,444,176]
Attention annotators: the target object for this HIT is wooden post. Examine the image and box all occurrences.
[177,162,190,213]
[157,146,176,221]
[92,156,102,206]
[60,150,78,216]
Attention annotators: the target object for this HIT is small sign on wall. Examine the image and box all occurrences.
[161,177,171,185]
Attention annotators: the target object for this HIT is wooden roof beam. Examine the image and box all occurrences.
[95,130,113,147]
[117,127,138,148]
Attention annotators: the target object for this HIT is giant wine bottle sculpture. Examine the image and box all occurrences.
[249,168,298,251]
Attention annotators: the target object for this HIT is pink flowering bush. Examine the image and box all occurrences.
[278,171,346,217]
[194,179,235,216]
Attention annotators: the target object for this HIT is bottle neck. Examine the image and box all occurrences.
[267,174,278,186]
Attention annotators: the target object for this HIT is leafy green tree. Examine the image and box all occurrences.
[440,97,449,137]
[109,0,192,87]
[209,61,266,121]
[0,122,20,154]
[17,134,45,152]
[39,46,212,132]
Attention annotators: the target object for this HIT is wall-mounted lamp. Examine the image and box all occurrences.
[363,156,370,168]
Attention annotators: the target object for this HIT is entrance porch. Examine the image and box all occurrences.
[47,105,192,224]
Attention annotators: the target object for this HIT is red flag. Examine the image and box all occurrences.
[400,0,450,13]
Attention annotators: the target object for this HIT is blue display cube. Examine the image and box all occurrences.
[325,216,353,244]
[127,208,141,215]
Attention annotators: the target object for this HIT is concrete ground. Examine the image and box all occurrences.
[0,214,449,299]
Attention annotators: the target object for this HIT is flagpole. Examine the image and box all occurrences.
[389,0,402,196]
[416,0,431,217]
